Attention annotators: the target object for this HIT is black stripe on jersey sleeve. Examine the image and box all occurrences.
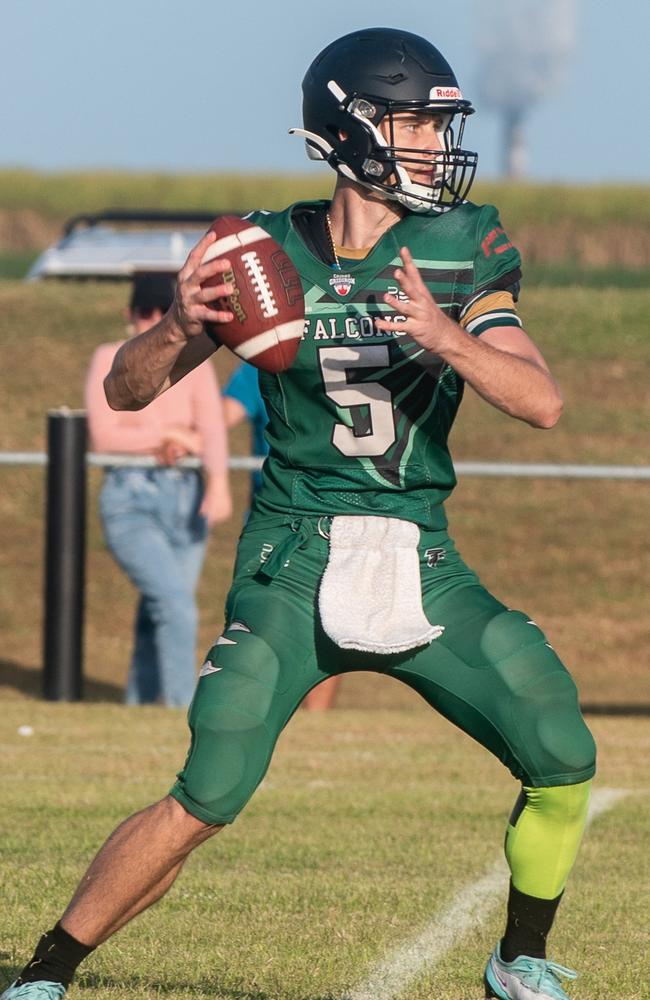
[473,266,522,301]
[457,266,522,319]
[413,266,474,285]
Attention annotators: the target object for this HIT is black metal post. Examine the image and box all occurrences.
[43,409,87,701]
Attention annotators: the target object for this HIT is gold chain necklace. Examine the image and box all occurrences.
[324,211,341,271]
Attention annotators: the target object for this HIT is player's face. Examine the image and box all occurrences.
[381,111,448,185]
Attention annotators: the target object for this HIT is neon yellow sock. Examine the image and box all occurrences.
[505,780,592,899]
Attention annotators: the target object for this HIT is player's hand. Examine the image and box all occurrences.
[375,246,458,355]
[170,231,235,340]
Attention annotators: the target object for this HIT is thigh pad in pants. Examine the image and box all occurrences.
[398,603,596,787]
[170,626,291,825]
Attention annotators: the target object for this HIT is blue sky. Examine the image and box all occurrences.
[2,0,648,182]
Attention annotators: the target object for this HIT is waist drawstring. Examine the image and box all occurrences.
[256,516,330,580]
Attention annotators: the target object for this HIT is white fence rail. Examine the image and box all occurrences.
[1,451,649,479]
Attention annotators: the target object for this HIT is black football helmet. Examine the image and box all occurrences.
[290,27,478,213]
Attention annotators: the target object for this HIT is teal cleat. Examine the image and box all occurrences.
[0,984,66,1000]
[484,944,578,999]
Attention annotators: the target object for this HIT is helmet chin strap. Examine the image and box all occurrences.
[391,161,452,213]
[394,183,440,213]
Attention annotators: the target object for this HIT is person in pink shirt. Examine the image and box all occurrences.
[85,273,232,707]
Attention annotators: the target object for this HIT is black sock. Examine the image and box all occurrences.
[500,881,563,962]
[15,923,95,988]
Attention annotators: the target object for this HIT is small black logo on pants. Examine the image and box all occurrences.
[425,547,446,568]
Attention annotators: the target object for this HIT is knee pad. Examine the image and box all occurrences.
[484,610,596,783]
[527,672,596,779]
[173,627,286,824]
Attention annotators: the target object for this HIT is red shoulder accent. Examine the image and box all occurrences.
[481,226,514,257]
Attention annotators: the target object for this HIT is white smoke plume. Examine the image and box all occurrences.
[475,0,577,114]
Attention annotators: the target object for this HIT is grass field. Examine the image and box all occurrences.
[1,703,648,1000]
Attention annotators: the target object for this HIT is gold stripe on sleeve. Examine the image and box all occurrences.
[460,290,517,329]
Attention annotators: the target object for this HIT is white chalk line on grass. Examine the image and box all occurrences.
[344,788,628,1000]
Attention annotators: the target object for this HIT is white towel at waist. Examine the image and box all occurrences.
[318,515,444,655]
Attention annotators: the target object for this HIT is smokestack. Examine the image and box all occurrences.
[474,0,577,178]
[503,109,527,179]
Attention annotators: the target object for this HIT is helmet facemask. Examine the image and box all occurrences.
[376,109,477,213]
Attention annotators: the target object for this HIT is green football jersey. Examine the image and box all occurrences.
[248,200,522,528]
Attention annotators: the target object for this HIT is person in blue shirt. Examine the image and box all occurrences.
[222,362,269,500]
[222,362,340,712]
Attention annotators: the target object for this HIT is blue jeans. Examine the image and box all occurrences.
[100,467,208,707]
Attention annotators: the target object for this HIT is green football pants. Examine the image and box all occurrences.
[171,514,596,825]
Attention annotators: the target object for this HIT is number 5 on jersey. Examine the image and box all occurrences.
[318,345,396,458]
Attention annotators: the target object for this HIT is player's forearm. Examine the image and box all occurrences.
[434,323,563,428]
[104,313,189,410]
[104,229,238,411]
[104,317,220,412]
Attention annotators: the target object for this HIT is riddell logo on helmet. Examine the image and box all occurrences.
[430,86,462,99]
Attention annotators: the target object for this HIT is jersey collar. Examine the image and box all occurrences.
[286,200,420,294]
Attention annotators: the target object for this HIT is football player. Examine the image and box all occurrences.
[3,28,595,1000]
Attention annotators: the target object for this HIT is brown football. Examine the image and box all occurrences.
[201,215,304,373]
